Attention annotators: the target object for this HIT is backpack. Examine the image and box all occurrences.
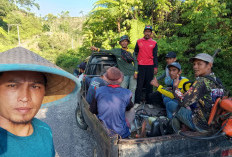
[121,49,134,63]
[147,116,171,137]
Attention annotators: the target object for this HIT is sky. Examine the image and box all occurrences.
[31,0,97,17]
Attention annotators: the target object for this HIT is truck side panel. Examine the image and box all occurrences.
[81,96,119,157]
[118,135,232,157]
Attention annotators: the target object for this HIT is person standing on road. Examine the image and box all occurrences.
[0,47,79,157]
[91,35,137,103]
[134,25,158,108]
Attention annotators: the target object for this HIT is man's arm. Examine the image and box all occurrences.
[126,97,134,111]
[134,42,139,54]
[153,44,158,74]
[90,46,114,55]
[90,92,98,114]
[133,42,139,76]
[173,80,207,107]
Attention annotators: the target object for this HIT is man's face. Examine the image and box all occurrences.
[193,59,212,77]
[120,39,129,48]
[169,66,181,79]
[165,58,176,65]
[144,29,152,39]
[0,71,46,124]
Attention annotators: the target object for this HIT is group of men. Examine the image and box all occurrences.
[88,25,225,138]
[0,25,226,156]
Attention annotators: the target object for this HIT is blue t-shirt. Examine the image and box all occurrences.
[95,86,132,138]
[0,118,55,157]
[86,77,107,104]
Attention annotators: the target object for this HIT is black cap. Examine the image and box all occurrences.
[165,52,176,58]
[144,25,153,31]
[78,62,86,70]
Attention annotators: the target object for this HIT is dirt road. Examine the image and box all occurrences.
[36,97,96,157]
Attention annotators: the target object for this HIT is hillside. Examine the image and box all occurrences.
[0,0,232,92]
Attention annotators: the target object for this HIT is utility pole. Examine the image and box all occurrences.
[7,24,21,46]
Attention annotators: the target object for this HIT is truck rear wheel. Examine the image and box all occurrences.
[75,104,88,130]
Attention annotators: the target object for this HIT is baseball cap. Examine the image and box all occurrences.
[167,62,181,70]
[144,25,153,31]
[119,35,130,43]
[189,53,214,63]
[165,52,176,58]
[78,62,86,70]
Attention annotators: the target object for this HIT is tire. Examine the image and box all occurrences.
[75,103,88,130]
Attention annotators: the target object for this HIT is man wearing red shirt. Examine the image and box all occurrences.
[134,25,158,108]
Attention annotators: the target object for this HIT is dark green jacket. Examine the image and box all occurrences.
[99,48,137,76]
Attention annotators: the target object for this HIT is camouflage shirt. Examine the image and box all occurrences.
[174,73,224,130]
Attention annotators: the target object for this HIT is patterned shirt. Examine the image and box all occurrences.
[174,73,224,130]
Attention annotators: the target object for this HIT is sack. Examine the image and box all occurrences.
[121,49,134,63]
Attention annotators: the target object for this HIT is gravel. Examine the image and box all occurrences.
[36,96,96,157]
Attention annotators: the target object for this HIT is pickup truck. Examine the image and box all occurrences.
[75,52,232,157]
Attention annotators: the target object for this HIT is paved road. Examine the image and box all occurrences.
[35,96,96,157]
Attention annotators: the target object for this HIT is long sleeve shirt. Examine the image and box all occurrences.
[134,38,158,70]
[173,73,224,131]
[99,48,137,76]
[157,76,189,99]
[157,65,173,86]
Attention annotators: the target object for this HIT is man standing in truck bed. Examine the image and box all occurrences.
[91,35,137,103]
[134,25,158,108]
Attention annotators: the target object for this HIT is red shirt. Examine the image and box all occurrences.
[135,38,158,67]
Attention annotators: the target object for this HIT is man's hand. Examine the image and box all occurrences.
[154,68,158,75]
[150,77,159,87]
[134,73,138,79]
[173,74,180,88]
[90,46,98,51]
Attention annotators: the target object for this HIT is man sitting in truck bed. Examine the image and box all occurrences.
[150,62,189,119]
[173,53,224,132]
[86,71,108,104]
[90,67,134,138]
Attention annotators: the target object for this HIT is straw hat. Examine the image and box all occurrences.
[0,47,79,107]
[103,67,124,85]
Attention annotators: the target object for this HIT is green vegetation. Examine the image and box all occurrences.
[81,0,232,92]
[0,0,231,92]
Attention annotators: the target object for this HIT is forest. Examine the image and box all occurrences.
[0,0,232,92]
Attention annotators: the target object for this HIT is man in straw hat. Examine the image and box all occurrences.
[90,67,134,138]
[172,53,224,132]
[0,47,78,156]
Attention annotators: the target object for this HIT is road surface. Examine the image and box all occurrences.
[36,96,96,157]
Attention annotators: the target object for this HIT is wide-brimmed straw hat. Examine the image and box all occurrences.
[103,67,123,85]
[0,47,79,108]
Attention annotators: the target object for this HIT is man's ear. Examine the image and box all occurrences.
[179,70,182,75]
[174,58,177,62]
[209,63,213,68]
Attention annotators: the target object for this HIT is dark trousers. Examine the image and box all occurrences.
[135,65,154,104]
[148,91,164,106]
